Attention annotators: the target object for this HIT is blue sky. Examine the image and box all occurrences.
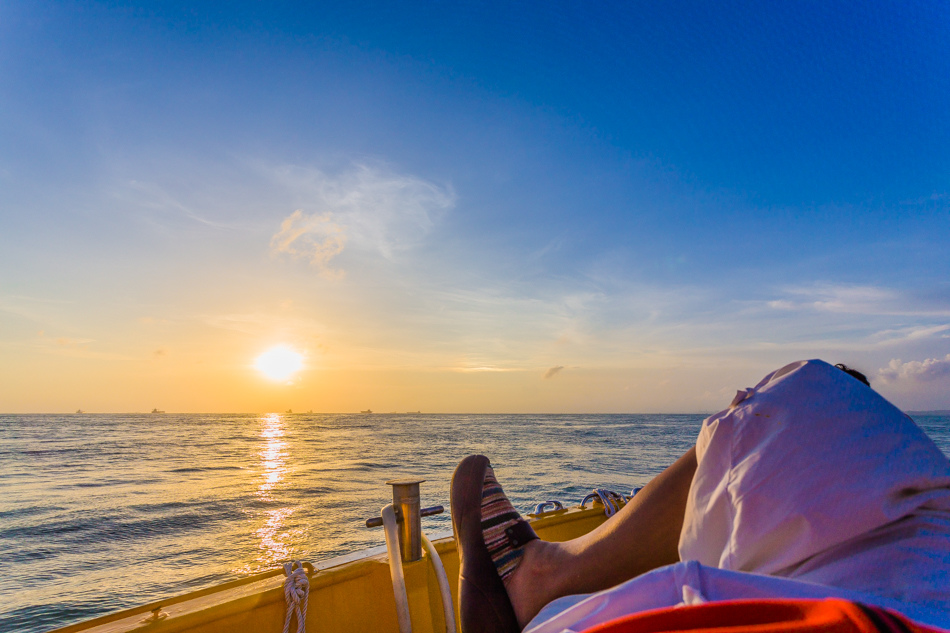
[1,1,949,412]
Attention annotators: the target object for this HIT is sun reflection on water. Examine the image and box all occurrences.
[256,506,296,564]
[258,414,286,496]
[251,413,297,568]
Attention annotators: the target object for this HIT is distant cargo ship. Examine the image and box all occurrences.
[360,409,373,414]
[151,409,165,414]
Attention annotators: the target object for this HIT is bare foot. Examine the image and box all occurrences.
[503,539,565,630]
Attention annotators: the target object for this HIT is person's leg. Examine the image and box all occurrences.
[505,447,697,628]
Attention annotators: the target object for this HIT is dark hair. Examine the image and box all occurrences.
[835,363,870,387]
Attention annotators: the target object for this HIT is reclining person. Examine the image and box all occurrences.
[450,359,950,632]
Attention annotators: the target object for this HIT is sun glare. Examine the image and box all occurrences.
[255,346,304,381]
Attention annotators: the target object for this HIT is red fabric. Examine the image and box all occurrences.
[580,599,946,633]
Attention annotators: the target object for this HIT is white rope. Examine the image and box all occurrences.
[581,489,627,516]
[421,532,456,633]
[382,504,413,633]
[283,560,310,633]
[533,500,564,514]
[595,489,625,516]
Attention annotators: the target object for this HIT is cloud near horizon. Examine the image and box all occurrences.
[878,355,950,384]
[544,365,564,379]
[767,284,898,314]
[766,283,950,318]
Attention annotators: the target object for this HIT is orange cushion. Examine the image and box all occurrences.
[580,599,944,633]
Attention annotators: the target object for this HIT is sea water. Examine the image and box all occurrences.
[1,412,948,633]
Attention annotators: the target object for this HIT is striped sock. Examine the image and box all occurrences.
[481,466,528,581]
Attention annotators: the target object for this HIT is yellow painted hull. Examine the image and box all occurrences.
[51,505,611,633]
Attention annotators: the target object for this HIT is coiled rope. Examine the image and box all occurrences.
[283,560,310,633]
[580,489,626,516]
[533,500,565,514]
[577,487,642,515]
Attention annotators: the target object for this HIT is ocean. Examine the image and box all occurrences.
[1,412,948,633]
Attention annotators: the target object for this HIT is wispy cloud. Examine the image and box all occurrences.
[543,365,564,379]
[202,311,329,338]
[35,330,92,347]
[270,210,346,279]
[269,164,455,274]
[766,283,950,317]
[25,330,138,360]
[117,180,228,228]
[767,284,898,314]
[879,355,950,384]
[868,324,950,346]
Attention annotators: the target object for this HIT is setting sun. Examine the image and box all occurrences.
[254,346,304,381]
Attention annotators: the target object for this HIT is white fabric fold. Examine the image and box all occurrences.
[527,359,950,632]
[680,359,950,606]
[524,561,950,632]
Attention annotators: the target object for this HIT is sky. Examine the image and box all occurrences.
[1,1,949,413]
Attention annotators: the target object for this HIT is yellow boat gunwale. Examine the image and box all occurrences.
[48,502,618,633]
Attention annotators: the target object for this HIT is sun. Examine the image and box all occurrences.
[255,345,304,381]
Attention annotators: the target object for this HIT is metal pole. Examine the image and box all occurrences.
[386,478,425,563]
